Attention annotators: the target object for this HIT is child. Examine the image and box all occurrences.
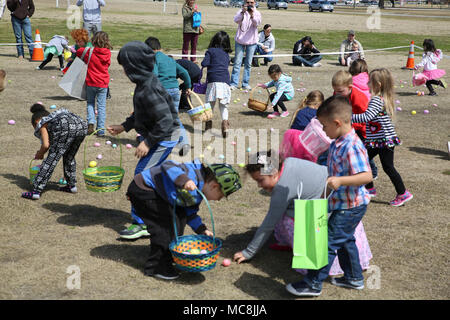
[64,28,93,71]
[290,90,324,131]
[345,42,361,68]
[201,31,233,138]
[234,151,372,279]
[145,36,191,154]
[36,35,70,71]
[258,64,295,119]
[352,68,413,206]
[0,69,6,92]
[21,104,87,200]
[107,41,182,240]
[286,95,373,297]
[77,31,111,137]
[349,59,371,101]
[414,39,447,96]
[127,160,241,280]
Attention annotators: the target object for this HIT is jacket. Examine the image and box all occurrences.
[352,72,371,101]
[76,46,111,88]
[117,41,180,148]
[153,51,191,90]
[7,0,34,20]
[76,0,105,24]
[415,49,443,71]
[340,39,364,60]
[257,31,275,52]
[265,74,295,106]
[182,4,199,34]
[201,47,230,84]
[233,9,261,45]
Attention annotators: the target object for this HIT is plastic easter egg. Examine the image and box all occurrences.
[238,163,245,168]
[206,145,212,150]
[126,144,132,149]
[37,101,43,105]
[199,154,204,158]
[237,98,240,102]
[96,154,103,160]
[246,147,251,152]
[424,110,429,114]
[94,142,101,147]
[218,154,225,159]
[59,178,67,185]
[432,103,438,107]
[222,259,231,267]
[233,100,237,103]
[411,110,416,115]
[242,103,247,107]
[231,141,237,146]
[89,161,97,168]
[8,120,15,125]
[112,144,117,148]
[106,140,112,145]
[190,248,201,255]
[200,249,208,254]
[395,100,400,104]
[183,251,191,255]
[396,107,402,111]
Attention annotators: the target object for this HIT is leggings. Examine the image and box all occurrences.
[270,92,289,112]
[365,147,406,195]
[39,53,64,69]
[425,79,442,93]
[209,100,229,121]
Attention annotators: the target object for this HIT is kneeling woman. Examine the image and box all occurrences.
[233,153,372,276]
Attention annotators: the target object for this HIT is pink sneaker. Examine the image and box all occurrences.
[390,190,413,207]
[280,111,290,118]
[267,112,280,119]
[366,187,377,198]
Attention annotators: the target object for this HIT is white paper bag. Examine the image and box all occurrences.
[58,48,92,100]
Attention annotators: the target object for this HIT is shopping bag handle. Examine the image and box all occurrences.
[297,179,333,200]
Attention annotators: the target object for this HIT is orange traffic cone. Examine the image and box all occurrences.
[404,41,415,70]
[31,29,44,62]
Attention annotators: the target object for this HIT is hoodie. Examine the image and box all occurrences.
[117,41,180,148]
[76,46,111,88]
[76,0,105,24]
[352,72,371,101]
[265,74,295,107]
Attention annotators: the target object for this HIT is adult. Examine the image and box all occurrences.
[176,58,201,110]
[233,154,372,277]
[76,0,105,38]
[181,0,200,63]
[339,30,364,66]
[229,0,261,90]
[0,0,7,19]
[292,36,322,68]
[252,24,275,67]
[6,0,34,59]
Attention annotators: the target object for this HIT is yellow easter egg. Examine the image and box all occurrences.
[411,110,416,115]
[89,161,97,168]
[190,248,201,255]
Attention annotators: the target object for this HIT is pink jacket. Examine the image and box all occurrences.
[233,9,262,45]
[352,72,371,101]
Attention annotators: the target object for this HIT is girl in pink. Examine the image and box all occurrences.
[414,39,447,96]
[349,59,371,101]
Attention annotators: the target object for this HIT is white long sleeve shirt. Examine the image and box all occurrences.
[415,50,443,71]
[76,0,105,24]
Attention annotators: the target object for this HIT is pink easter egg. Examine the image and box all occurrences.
[231,141,237,146]
[424,110,429,114]
[37,101,43,105]
[126,144,132,149]
[222,259,231,267]
[396,107,402,111]
[432,104,438,107]
[94,142,101,147]
[96,154,103,160]
[200,249,208,254]
[8,120,15,125]
[395,100,400,104]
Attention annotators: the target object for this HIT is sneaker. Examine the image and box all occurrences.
[429,91,437,96]
[59,185,78,193]
[280,111,290,118]
[153,267,180,280]
[390,190,413,207]
[22,191,41,200]
[312,62,322,68]
[440,79,447,89]
[242,85,252,90]
[286,281,321,297]
[331,277,364,290]
[230,85,238,91]
[178,144,190,157]
[366,187,377,198]
[35,66,41,70]
[87,124,95,135]
[119,224,150,240]
[267,112,280,119]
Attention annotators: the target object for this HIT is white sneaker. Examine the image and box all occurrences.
[35,66,41,70]
[312,63,322,68]
[230,85,238,91]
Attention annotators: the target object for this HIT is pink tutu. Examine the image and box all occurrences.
[423,69,446,80]
[273,214,372,276]
[280,129,316,162]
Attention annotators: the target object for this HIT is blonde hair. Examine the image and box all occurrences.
[289,90,324,127]
[332,70,353,87]
[369,68,395,119]
[0,70,6,92]
[92,31,112,50]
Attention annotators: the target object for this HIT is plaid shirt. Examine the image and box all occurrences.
[328,129,371,210]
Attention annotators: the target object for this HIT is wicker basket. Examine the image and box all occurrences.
[169,189,222,273]
[247,87,270,112]
[82,129,125,192]
[187,91,213,123]
[29,159,41,184]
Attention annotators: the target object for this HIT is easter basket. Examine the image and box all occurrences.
[187,91,213,123]
[169,189,222,273]
[29,159,41,184]
[247,87,270,112]
[82,129,125,192]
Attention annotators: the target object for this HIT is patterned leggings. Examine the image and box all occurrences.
[32,115,87,192]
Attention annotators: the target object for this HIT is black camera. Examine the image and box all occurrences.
[247,5,253,11]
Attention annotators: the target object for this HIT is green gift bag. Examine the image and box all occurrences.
[292,182,329,270]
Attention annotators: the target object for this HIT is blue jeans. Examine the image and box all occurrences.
[166,87,190,149]
[86,86,107,135]
[230,42,257,88]
[11,16,34,58]
[303,204,368,291]
[292,54,322,67]
[254,46,273,64]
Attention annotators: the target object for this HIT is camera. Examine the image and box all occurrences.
[247,5,253,11]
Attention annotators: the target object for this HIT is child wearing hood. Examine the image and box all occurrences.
[107,41,182,240]
[257,64,295,119]
[349,59,371,101]
[76,31,111,137]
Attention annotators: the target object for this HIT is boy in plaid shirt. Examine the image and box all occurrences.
[286,95,372,297]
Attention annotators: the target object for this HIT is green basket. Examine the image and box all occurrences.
[169,189,222,273]
[29,159,41,184]
[82,129,125,192]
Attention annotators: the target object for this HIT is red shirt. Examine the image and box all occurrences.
[348,87,369,139]
[76,47,111,88]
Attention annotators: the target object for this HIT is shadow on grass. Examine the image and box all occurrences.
[238,110,269,117]
[43,95,82,101]
[396,92,418,96]
[408,146,448,160]
[1,173,60,191]
[41,202,130,233]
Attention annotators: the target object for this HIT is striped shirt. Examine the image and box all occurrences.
[328,129,371,210]
[352,96,401,148]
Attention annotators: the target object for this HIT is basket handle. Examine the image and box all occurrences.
[83,128,122,171]
[250,86,271,104]
[29,158,35,171]
[172,188,216,247]
[187,90,205,110]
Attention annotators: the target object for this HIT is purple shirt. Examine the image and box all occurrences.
[233,9,262,45]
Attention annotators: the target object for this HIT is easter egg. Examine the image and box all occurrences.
[112,144,117,148]
[242,103,247,107]
[200,249,208,254]
[246,147,251,152]
[396,107,402,111]
[206,145,212,150]
[89,161,97,168]
[199,154,204,158]
[59,178,67,185]
[432,104,438,107]
[96,154,102,160]
[218,154,225,159]
[8,120,15,125]
[37,101,43,105]
[190,249,201,255]
[231,141,237,146]
[94,142,101,147]
[237,98,240,101]
[50,105,57,109]
[244,90,249,93]
[233,100,237,103]
[395,100,400,104]
[411,110,416,115]
[8,80,11,83]
[131,92,134,96]
[106,140,112,145]
[126,144,132,149]
[222,259,231,267]
[238,163,245,168]
[424,110,429,114]
[183,251,191,255]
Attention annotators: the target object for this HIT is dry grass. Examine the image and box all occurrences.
[0,0,449,300]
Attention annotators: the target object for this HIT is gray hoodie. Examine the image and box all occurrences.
[76,0,105,24]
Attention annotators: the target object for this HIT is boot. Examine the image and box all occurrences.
[204,120,212,132]
[88,124,95,135]
[221,120,229,138]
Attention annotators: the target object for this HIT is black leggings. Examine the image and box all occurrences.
[39,53,64,69]
[270,92,289,112]
[366,147,406,195]
[426,79,442,93]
